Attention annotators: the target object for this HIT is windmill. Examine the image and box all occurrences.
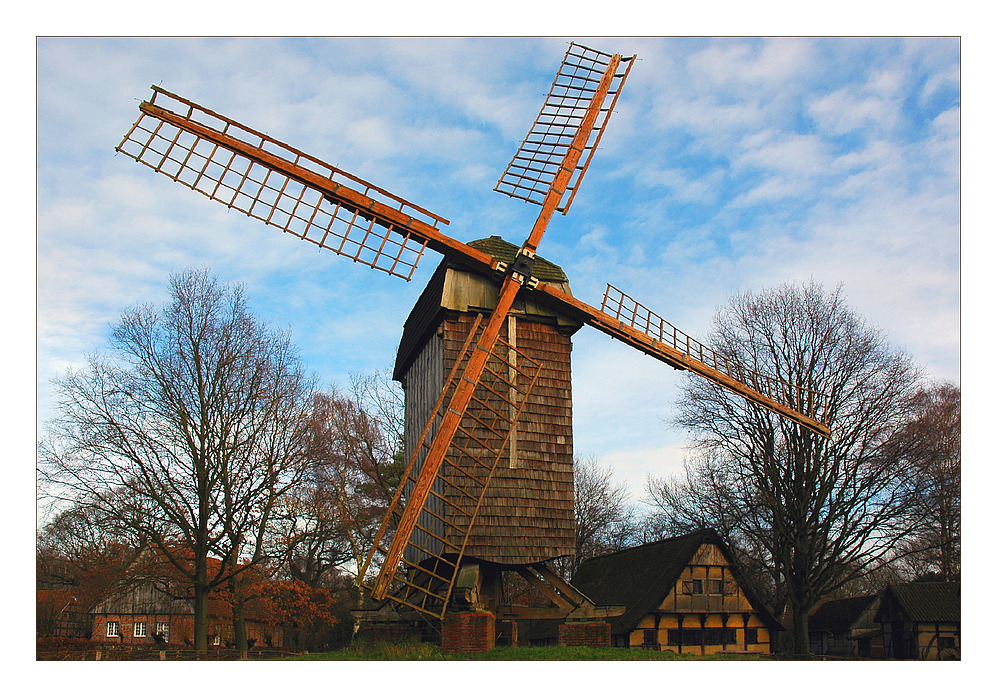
[116,42,831,633]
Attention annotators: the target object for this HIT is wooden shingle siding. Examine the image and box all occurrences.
[441,314,575,564]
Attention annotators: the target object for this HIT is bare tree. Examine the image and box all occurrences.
[38,269,314,652]
[659,281,922,654]
[271,469,354,588]
[565,456,638,580]
[272,375,404,588]
[882,382,960,581]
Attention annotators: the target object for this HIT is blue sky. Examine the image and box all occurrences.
[35,35,961,499]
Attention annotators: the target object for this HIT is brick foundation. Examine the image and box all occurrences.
[558,621,611,647]
[442,611,495,653]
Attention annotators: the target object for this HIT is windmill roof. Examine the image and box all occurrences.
[808,595,879,632]
[465,236,569,283]
[878,582,960,623]
[571,529,783,635]
[392,236,573,382]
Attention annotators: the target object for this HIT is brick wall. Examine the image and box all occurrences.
[442,611,495,653]
[94,613,194,645]
[558,621,611,647]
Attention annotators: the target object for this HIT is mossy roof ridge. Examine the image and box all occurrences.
[465,236,569,283]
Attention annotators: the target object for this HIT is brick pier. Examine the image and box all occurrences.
[441,611,496,653]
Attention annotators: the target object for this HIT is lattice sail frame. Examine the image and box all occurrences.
[600,284,829,428]
[358,315,545,618]
[116,87,447,280]
[494,43,635,214]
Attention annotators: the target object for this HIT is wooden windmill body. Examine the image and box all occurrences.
[116,41,832,629]
[394,236,581,571]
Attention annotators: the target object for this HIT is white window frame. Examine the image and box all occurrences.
[133,621,147,637]
[106,620,120,637]
[156,621,170,641]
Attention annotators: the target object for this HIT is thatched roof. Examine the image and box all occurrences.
[809,595,879,632]
[876,582,960,624]
[572,529,783,635]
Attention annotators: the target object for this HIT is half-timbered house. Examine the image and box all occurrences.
[570,529,782,654]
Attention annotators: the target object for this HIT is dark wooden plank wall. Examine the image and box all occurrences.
[400,330,448,557]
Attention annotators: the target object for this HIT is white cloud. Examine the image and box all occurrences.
[34,37,961,506]
[735,130,830,177]
[634,165,723,204]
[810,87,898,136]
[688,38,816,88]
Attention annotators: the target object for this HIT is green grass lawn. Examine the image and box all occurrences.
[281,642,765,661]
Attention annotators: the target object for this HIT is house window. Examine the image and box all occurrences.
[134,621,147,637]
[106,621,120,637]
[212,634,221,646]
[705,628,737,645]
[642,629,658,647]
[682,579,704,594]
[710,580,724,595]
[155,622,170,642]
[745,627,759,644]
[667,628,736,646]
[938,636,956,649]
[668,628,700,646]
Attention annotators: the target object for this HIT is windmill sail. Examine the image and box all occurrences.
[533,281,831,437]
[116,87,498,280]
[364,44,632,604]
[495,43,635,215]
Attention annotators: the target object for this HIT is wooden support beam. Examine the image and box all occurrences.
[495,605,571,621]
[515,566,576,611]
[533,281,831,437]
[530,562,592,606]
[493,604,625,621]
[566,605,626,620]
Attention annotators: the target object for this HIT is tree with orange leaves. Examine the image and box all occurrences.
[39,270,315,653]
[260,576,351,650]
